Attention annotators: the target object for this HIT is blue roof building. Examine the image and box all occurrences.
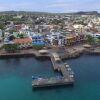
[32,35,45,46]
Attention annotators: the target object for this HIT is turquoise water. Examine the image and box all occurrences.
[0,55,100,100]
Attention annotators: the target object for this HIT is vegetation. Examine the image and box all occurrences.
[13,18,25,24]
[0,23,5,30]
[86,35,95,45]
[9,29,17,34]
[9,35,16,41]
[3,43,19,53]
[2,31,5,38]
[97,37,100,44]
[74,21,87,25]
[50,19,64,25]
[32,44,44,50]
[17,34,26,38]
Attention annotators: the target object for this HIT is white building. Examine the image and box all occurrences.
[46,32,65,46]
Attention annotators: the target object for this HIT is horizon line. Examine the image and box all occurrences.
[0,10,99,14]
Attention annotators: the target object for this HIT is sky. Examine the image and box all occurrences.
[0,0,99,13]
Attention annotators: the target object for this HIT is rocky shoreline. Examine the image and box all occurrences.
[0,45,100,60]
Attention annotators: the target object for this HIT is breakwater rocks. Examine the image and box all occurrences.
[59,47,100,60]
[59,49,85,60]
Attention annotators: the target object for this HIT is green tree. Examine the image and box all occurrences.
[86,35,95,45]
[3,43,19,53]
[2,30,5,38]
[51,19,64,25]
[33,44,44,50]
[0,23,5,30]
[97,37,100,44]
[9,35,16,41]
[17,34,25,38]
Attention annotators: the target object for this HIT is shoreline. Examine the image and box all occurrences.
[0,45,100,88]
[0,45,100,59]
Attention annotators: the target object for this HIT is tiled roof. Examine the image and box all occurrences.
[13,38,32,44]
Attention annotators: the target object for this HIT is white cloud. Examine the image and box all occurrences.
[0,2,40,11]
[0,0,99,12]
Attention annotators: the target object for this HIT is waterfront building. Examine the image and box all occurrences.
[32,35,45,46]
[13,38,32,49]
[46,32,65,46]
[65,33,86,46]
[65,36,75,46]
[27,32,45,46]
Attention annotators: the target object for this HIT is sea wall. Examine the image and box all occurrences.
[0,46,99,60]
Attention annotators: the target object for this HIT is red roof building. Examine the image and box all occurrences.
[13,38,32,48]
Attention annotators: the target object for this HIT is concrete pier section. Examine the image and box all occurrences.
[32,52,74,88]
[0,49,75,88]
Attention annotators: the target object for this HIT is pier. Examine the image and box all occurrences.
[0,45,99,88]
[32,52,74,88]
[0,49,75,88]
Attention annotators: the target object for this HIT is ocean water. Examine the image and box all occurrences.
[0,55,100,100]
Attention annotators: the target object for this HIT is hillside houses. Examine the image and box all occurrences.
[0,13,100,50]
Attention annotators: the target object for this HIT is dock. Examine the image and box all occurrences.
[32,52,74,88]
[32,77,74,88]
[0,49,75,88]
